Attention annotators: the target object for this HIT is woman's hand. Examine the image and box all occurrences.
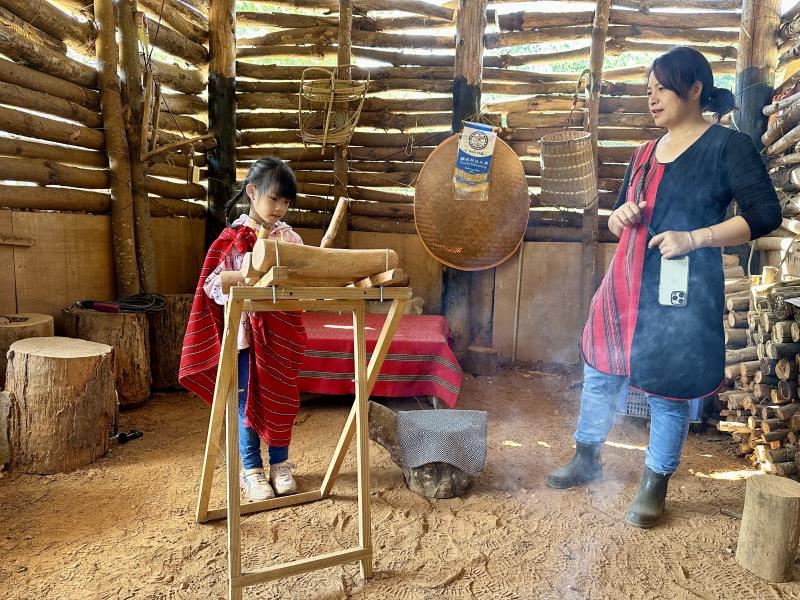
[609,201,647,237]
[648,230,694,259]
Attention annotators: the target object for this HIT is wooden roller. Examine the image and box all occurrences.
[251,240,398,279]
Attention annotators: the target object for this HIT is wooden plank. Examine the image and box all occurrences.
[151,216,207,294]
[12,212,115,331]
[493,241,616,364]
[237,548,370,588]
[203,490,322,522]
[0,210,15,313]
[230,286,412,302]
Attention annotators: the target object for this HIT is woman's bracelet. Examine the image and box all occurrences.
[687,231,695,251]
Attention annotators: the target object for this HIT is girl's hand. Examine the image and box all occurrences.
[648,230,693,259]
[609,201,647,237]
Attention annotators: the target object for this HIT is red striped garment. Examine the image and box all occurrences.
[581,140,663,376]
[178,226,307,446]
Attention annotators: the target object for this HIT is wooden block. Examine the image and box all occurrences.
[353,268,408,289]
[464,345,498,376]
[736,475,800,582]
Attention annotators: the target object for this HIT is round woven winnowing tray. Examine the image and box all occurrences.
[414,134,529,271]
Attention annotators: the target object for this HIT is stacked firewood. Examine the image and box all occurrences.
[719,272,800,477]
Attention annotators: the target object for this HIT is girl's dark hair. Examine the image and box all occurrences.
[647,46,736,122]
[224,157,297,225]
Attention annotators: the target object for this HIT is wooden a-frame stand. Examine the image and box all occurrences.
[195,284,411,600]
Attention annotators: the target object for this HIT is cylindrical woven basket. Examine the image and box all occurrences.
[539,131,597,208]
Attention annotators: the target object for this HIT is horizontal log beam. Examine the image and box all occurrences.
[138,0,207,42]
[0,22,97,88]
[141,13,208,65]
[0,58,99,109]
[145,175,206,199]
[160,92,208,115]
[0,0,96,51]
[0,105,105,150]
[0,156,108,188]
[151,59,206,94]
[0,135,107,168]
[0,184,109,212]
[0,5,67,54]
[0,79,101,127]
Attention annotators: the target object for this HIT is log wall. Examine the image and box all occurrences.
[760,2,800,278]
[0,0,208,297]
[233,0,741,242]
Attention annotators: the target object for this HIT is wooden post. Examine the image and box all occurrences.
[450,0,490,351]
[736,474,800,582]
[207,0,235,243]
[731,0,780,271]
[95,0,140,297]
[117,0,157,293]
[329,0,351,249]
[581,0,612,321]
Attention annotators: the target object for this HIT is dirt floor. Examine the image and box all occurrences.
[3,365,800,600]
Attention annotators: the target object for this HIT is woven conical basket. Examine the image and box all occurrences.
[539,130,597,208]
[414,135,529,271]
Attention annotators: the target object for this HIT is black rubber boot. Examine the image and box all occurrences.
[625,466,671,528]
[546,442,603,489]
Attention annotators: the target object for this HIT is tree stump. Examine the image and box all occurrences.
[736,474,800,582]
[464,345,498,376]
[148,293,192,390]
[0,313,54,388]
[63,307,150,408]
[5,337,116,474]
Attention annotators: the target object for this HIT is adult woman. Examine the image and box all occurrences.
[546,47,781,527]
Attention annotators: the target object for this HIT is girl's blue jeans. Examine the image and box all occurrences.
[574,363,691,475]
[237,350,289,470]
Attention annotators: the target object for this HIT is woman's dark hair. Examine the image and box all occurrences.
[647,46,736,122]
[224,157,297,225]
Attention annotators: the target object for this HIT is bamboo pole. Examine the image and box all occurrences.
[582,0,612,322]
[207,0,236,241]
[118,0,157,294]
[95,0,140,296]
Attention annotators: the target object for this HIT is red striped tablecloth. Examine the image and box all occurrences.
[297,313,462,407]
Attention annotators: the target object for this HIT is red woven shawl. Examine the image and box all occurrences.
[178,227,307,446]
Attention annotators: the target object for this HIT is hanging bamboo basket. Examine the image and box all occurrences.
[539,130,597,208]
[298,65,369,151]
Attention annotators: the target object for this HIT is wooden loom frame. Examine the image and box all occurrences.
[195,284,411,600]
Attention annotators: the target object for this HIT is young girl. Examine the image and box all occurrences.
[179,158,307,502]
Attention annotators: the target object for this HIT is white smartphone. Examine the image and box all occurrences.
[658,256,689,307]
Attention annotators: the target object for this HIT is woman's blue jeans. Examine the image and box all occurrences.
[238,350,289,470]
[574,363,691,475]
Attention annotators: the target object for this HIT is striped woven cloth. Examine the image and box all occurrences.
[178,226,307,446]
[297,313,462,407]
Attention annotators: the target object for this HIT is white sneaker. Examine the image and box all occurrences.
[269,461,298,496]
[240,468,275,502]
